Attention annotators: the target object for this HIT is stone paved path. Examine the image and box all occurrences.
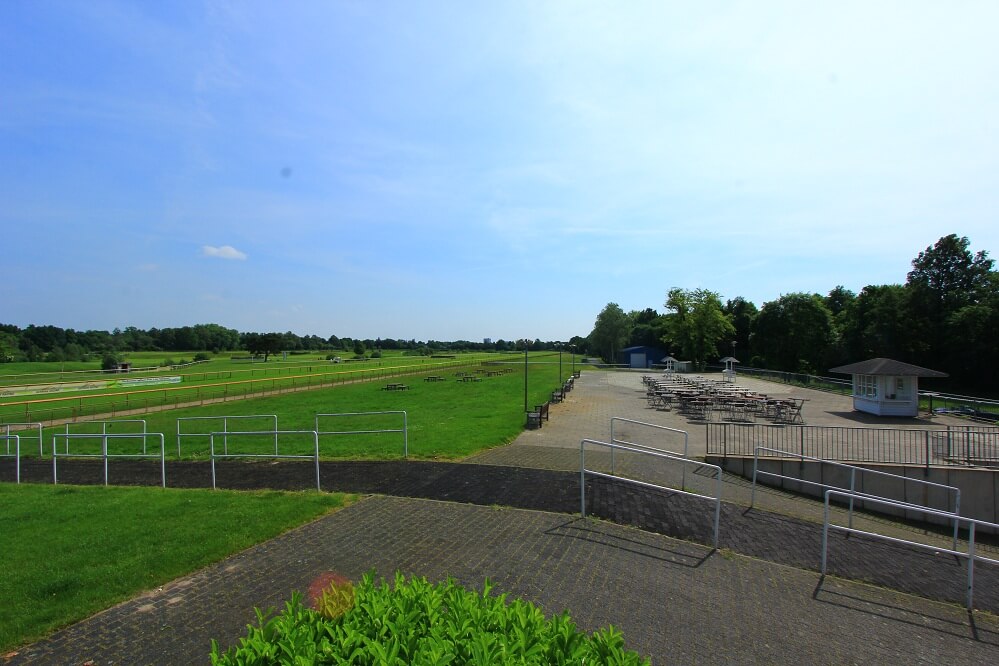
[4,371,999,665]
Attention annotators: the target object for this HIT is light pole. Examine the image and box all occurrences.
[557,342,563,384]
[523,339,530,413]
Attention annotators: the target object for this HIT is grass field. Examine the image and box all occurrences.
[0,351,523,423]
[0,483,353,653]
[7,357,582,460]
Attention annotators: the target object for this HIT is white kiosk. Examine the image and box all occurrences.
[829,358,947,417]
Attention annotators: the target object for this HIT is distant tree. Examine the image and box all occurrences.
[627,308,665,347]
[589,303,631,363]
[906,234,995,369]
[721,297,758,361]
[353,339,366,356]
[243,332,283,361]
[753,293,834,373]
[839,284,913,361]
[662,288,734,369]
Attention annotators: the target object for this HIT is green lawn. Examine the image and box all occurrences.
[26,359,578,460]
[0,483,353,652]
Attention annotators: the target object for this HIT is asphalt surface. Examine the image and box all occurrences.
[3,370,999,665]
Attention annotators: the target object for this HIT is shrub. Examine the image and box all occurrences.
[211,572,649,665]
[194,352,211,362]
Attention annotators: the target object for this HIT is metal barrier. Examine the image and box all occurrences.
[3,423,43,457]
[821,489,999,611]
[1,435,20,483]
[52,433,166,488]
[315,411,408,458]
[580,438,722,549]
[64,419,149,454]
[707,422,999,468]
[610,417,689,486]
[176,414,278,457]
[209,430,320,491]
[752,446,961,549]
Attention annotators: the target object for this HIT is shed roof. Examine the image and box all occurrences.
[828,358,948,378]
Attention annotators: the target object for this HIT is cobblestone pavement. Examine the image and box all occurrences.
[4,371,999,664]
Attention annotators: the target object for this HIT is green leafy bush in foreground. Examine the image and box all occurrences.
[211,572,650,665]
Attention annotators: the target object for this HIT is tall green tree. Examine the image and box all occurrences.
[839,284,913,361]
[721,297,757,361]
[753,293,834,373]
[588,302,631,363]
[662,288,734,369]
[906,234,995,369]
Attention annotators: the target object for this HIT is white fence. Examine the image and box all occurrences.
[315,411,408,457]
[51,432,166,487]
[176,414,278,457]
[209,430,320,491]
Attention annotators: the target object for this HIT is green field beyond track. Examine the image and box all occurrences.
[14,358,579,460]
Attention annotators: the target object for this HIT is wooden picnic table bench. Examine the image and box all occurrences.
[382,383,409,391]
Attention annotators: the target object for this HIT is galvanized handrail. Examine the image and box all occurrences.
[752,445,961,549]
[51,432,165,488]
[821,489,999,611]
[315,411,408,458]
[64,419,149,454]
[176,414,278,457]
[3,423,43,457]
[1,435,20,483]
[580,438,722,549]
[209,430,320,491]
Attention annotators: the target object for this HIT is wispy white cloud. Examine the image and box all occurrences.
[201,245,247,260]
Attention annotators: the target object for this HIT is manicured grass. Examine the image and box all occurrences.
[31,359,578,460]
[0,483,353,653]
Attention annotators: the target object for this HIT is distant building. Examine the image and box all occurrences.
[483,338,492,345]
[618,345,666,369]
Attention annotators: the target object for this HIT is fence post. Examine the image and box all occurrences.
[924,431,930,473]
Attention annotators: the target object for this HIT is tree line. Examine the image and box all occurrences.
[0,321,583,364]
[587,234,997,390]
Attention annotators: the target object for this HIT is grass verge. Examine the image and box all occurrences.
[0,482,353,652]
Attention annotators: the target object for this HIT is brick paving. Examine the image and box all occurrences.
[4,370,999,664]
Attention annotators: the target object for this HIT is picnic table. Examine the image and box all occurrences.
[382,383,409,391]
[423,376,445,382]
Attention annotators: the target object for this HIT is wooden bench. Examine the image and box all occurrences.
[526,401,551,429]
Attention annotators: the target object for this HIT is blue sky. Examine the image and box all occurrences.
[3,1,998,342]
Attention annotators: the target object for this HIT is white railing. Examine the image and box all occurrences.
[752,446,961,549]
[315,411,408,458]
[209,430,320,491]
[63,419,148,454]
[580,438,722,549]
[609,417,689,486]
[3,423,43,457]
[51,433,165,488]
[1,435,20,483]
[821,489,999,611]
[176,414,278,457]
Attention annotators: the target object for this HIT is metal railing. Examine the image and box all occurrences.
[52,433,166,488]
[63,419,148,455]
[176,414,278,457]
[821,489,999,611]
[3,422,43,457]
[580,438,722,549]
[609,417,689,486]
[1,435,20,483]
[752,446,961,549]
[315,411,408,458]
[707,422,999,468]
[209,430,320,491]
